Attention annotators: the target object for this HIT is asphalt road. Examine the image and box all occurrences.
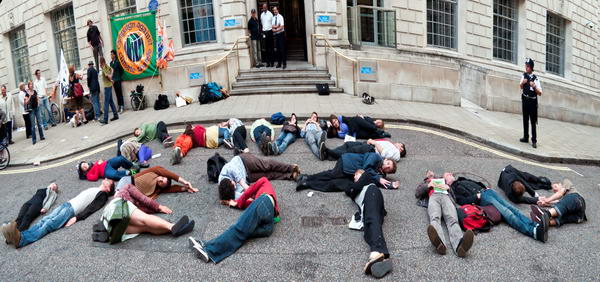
[0,126,599,281]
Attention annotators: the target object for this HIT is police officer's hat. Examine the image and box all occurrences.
[525,58,534,70]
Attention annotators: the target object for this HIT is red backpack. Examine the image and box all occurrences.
[458,204,492,232]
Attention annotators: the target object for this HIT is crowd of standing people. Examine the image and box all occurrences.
[248,4,287,69]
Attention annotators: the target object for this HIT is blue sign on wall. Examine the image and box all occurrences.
[189,72,203,80]
[148,0,159,11]
[317,15,331,23]
[224,19,239,27]
[360,67,373,74]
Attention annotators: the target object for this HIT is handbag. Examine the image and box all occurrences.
[73,83,84,98]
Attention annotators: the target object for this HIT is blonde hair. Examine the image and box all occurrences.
[18,82,26,91]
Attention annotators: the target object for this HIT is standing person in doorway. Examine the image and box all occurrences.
[248,9,263,68]
[87,61,102,121]
[260,3,274,67]
[0,85,15,144]
[18,83,32,139]
[87,19,103,69]
[519,58,542,148]
[272,6,286,69]
[110,50,125,113]
[33,70,55,129]
[99,57,119,125]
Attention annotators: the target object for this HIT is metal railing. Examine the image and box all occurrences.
[206,36,250,90]
[311,34,358,96]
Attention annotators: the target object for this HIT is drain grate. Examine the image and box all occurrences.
[301,216,347,227]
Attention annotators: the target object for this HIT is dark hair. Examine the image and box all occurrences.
[111,50,117,56]
[512,181,525,198]
[387,159,397,174]
[290,113,297,125]
[108,181,116,196]
[400,143,407,158]
[327,126,338,138]
[164,178,172,189]
[218,179,235,200]
[133,128,140,136]
[77,161,89,180]
[183,123,193,136]
[35,69,40,75]
[376,119,385,129]
[329,114,338,128]
[312,112,319,121]
[1,85,5,90]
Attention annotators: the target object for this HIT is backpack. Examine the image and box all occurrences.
[270,112,285,125]
[316,83,330,95]
[362,92,375,105]
[153,94,170,110]
[457,204,491,232]
[207,152,227,183]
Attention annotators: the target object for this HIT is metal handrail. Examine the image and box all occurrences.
[206,36,250,90]
[311,34,358,96]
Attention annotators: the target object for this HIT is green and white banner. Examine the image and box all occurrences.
[111,11,158,80]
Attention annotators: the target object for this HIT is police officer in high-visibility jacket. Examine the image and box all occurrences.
[519,58,543,148]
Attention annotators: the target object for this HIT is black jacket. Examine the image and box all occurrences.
[345,172,376,200]
[451,177,487,206]
[497,165,550,204]
[87,67,100,93]
[247,17,261,40]
[75,192,109,221]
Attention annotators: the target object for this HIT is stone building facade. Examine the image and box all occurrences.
[0,0,598,127]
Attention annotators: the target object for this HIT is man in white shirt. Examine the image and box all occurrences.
[33,70,55,129]
[260,4,274,67]
[0,85,15,144]
[272,6,286,69]
[519,58,542,148]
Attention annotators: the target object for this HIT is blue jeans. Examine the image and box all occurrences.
[39,96,55,127]
[253,125,271,143]
[103,87,118,122]
[205,194,275,263]
[480,189,536,238]
[304,129,321,158]
[554,193,586,226]
[29,108,44,144]
[218,127,231,145]
[90,91,101,119]
[19,202,74,248]
[104,156,133,180]
[275,132,296,154]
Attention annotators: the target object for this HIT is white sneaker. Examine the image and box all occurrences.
[188,237,210,263]
[348,214,364,231]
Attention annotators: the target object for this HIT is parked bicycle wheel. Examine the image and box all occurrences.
[51,102,62,123]
[0,147,9,170]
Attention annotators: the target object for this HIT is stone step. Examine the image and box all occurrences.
[232,79,335,89]
[236,72,331,81]
[230,86,343,95]
[238,67,327,74]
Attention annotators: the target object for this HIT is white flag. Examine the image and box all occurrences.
[57,49,69,98]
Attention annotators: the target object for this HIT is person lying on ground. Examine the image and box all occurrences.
[171,124,194,165]
[414,171,474,257]
[448,172,549,242]
[134,121,174,147]
[268,113,300,156]
[326,114,349,139]
[12,183,59,231]
[296,152,398,193]
[2,179,114,249]
[250,118,275,154]
[116,138,152,168]
[329,115,390,140]
[219,153,300,199]
[93,183,194,244]
[116,166,197,199]
[324,139,406,162]
[299,112,327,160]
[534,179,587,227]
[78,156,139,181]
[189,177,279,264]
[222,118,249,153]
[497,164,552,204]
[345,170,393,279]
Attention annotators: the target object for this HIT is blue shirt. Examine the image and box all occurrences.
[218,156,247,199]
[337,116,349,138]
[341,152,383,183]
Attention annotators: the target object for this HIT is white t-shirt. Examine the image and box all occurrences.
[272,14,285,33]
[68,187,101,215]
[18,90,28,113]
[260,10,273,31]
[376,140,400,162]
[33,77,48,97]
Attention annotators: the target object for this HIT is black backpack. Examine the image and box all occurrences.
[198,84,211,104]
[207,153,228,183]
[316,83,330,95]
[153,94,170,110]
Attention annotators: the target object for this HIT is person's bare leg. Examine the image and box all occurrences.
[548,208,558,218]
[549,218,557,227]
[126,209,174,235]
[80,109,87,122]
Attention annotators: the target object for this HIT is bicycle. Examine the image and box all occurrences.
[50,101,62,123]
[0,136,10,170]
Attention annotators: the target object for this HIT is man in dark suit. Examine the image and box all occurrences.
[86,61,101,120]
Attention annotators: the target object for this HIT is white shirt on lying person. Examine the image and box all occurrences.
[375,140,400,162]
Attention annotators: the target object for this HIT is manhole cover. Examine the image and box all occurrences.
[301,216,323,227]
[329,217,348,225]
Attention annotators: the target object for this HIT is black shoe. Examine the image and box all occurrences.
[532,142,537,148]
[99,120,107,125]
[364,253,385,275]
[427,224,446,255]
[370,260,393,278]
[139,162,150,168]
[51,124,56,127]
[83,120,89,124]
[110,116,119,121]
[519,137,529,143]
[296,181,309,192]
[282,65,287,69]
[40,137,45,141]
[93,221,108,232]
[319,142,326,161]
[171,216,190,234]
[92,231,109,243]
[9,141,14,145]
[456,229,474,258]
[276,64,282,68]
[256,64,264,68]
[172,219,195,237]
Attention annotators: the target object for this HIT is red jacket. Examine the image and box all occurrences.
[86,160,108,181]
[235,177,279,216]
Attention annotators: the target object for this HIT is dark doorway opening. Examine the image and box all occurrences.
[258,0,307,61]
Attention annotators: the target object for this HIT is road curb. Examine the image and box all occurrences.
[8,115,600,167]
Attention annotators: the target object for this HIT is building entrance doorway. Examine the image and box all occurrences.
[258,0,307,61]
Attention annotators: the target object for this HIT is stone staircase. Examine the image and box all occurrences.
[230,62,343,95]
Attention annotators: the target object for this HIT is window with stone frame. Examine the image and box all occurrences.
[9,26,31,85]
[493,0,518,63]
[427,0,457,49]
[52,5,80,69]
[179,0,217,45]
[106,0,137,18]
[546,12,566,76]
